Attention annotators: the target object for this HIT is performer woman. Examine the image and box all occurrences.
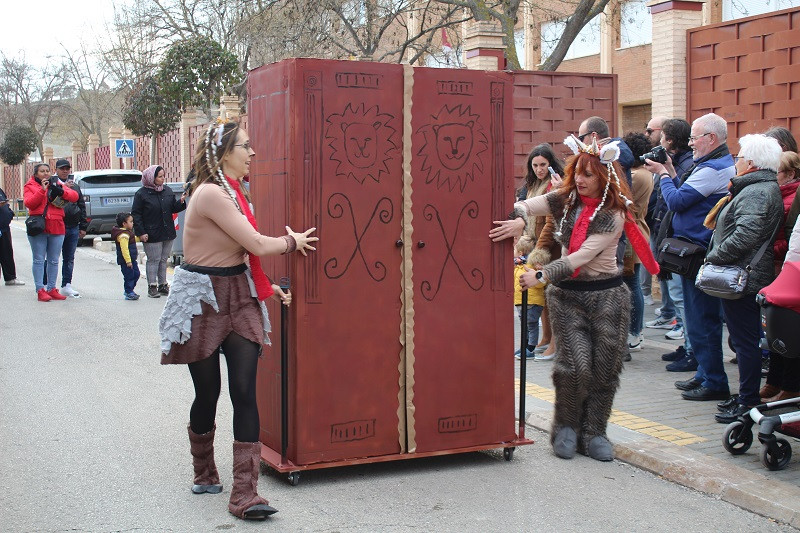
[490,136,658,461]
[159,120,317,519]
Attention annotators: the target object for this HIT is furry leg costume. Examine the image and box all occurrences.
[547,279,630,455]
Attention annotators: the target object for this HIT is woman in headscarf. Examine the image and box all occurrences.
[132,165,186,298]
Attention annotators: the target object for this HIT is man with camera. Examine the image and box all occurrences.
[51,159,87,298]
[645,113,734,402]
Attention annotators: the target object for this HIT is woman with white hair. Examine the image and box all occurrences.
[705,134,784,423]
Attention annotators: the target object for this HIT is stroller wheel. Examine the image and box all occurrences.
[760,439,793,471]
[722,421,753,455]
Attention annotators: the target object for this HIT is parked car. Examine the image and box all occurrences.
[73,169,184,235]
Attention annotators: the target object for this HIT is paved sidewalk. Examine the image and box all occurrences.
[515,298,800,527]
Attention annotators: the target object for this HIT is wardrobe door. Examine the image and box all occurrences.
[408,68,516,453]
[291,60,407,464]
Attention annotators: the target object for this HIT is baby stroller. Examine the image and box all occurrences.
[722,262,800,471]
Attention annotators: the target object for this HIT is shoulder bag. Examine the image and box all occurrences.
[25,201,48,237]
[656,236,706,279]
[695,224,779,300]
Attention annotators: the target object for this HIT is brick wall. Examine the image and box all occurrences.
[613,45,652,104]
[622,104,652,135]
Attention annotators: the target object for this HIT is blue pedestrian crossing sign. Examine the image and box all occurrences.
[115,139,135,158]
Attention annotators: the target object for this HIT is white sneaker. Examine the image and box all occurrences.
[665,325,684,340]
[646,316,676,329]
[534,353,556,361]
[643,295,654,306]
[654,307,662,317]
[628,333,643,351]
[61,284,80,298]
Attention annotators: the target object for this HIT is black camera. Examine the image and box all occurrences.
[639,145,668,164]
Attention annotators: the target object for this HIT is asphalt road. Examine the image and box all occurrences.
[1,223,796,532]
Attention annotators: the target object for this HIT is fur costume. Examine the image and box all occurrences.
[540,190,632,456]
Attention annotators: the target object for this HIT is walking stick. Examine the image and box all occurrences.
[519,289,528,439]
[279,277,290,465]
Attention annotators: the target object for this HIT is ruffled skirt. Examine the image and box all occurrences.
[159,266,271,365]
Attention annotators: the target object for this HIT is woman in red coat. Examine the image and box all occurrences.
[23,163,79,301]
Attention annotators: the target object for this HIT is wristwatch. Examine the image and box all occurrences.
[535,271,544,281]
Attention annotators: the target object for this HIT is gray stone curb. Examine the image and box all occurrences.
[524,408,800,528]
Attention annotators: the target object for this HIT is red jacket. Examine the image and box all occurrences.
[23,177,79,235]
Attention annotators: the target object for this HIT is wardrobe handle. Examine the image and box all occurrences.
[395,240,403,248]
[417,241,425,249]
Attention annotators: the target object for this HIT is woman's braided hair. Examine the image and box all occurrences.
[189,120,250,211]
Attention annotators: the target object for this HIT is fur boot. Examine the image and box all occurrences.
[188,425,223,494]
[228,441,278,519]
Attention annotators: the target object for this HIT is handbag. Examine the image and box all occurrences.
[25,202,48,237]
[695,225,778,299]
[656,236,706,279]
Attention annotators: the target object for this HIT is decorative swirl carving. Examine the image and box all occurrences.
[324,193,394,282]
[420,200,485,301]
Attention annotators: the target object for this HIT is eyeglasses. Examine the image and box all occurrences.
[235,142,251,151]
[577,133,589,142]
[645,128,661,135]
[689,132,712,142]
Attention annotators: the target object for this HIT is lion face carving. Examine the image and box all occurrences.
[342,121,381,169]
[415,105,487,192]
[326,103,398,184]
[433,121,474,171]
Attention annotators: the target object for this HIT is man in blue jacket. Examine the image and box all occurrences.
[646,113,735,402]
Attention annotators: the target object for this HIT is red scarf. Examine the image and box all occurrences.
[567,195,601,277]
[567,195,660,278]
[225,177,274,301]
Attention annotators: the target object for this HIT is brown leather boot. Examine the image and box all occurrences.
[188,425,223,494]
[759,384,780,401]
[228,441,278,519]
[764,390,800,403]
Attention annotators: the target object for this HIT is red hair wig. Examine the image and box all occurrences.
[558,152,633,213]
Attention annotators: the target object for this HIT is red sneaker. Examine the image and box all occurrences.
[47,288,67,300]
[37,288,52,302]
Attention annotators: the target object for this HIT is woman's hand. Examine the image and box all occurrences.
[519,266,542,290]
[287,226,318,256]
[41,179,49,190]
[140,234,149,242]
[550,172,563,189]
[489,217,525,242]
[271,284,292,306]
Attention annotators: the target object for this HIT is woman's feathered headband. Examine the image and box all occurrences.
[557,134,631,225]
[563,134,621,164]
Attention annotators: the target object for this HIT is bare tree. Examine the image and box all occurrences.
[0,53,70,158]
[435,0,612,71]
[60,45,124,147]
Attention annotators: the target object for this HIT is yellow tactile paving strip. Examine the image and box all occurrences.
[516,380,707,446]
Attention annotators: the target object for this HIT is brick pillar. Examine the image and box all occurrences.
[523,3,536,68]
[71,141,82,170]
[179,110,200,180]
[43,147,54,168]
[648,0,704,120]
[122,129,133,170]
[464,20,506,71]
[108,127,122,170]
[406,1,421,64]
[87,134,100,170]
[219,95,240,121]
[599,2,615,74]
[0,161,5,190]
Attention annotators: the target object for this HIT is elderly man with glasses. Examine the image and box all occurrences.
[645,113,735,404]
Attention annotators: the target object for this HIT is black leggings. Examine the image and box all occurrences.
[187,332,261,442]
